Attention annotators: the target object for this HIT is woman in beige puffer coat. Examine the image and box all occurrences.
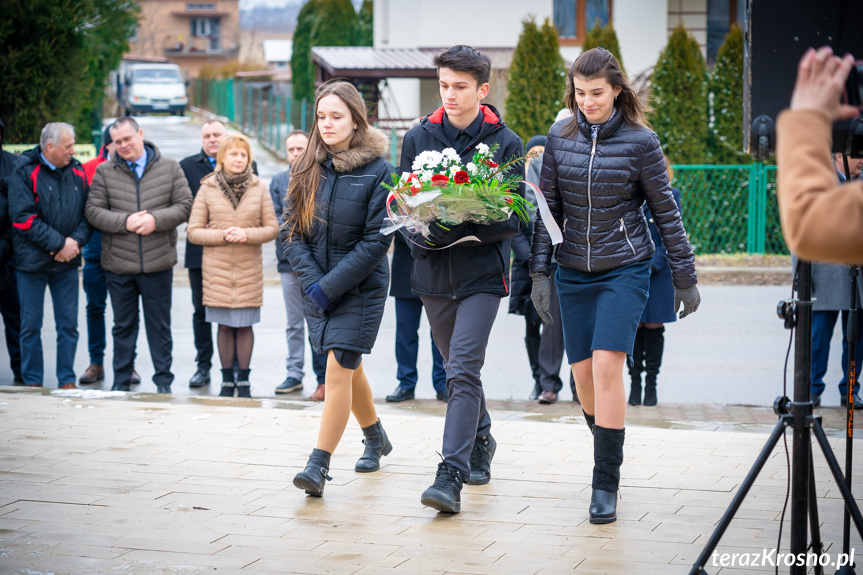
[187,134,278,397]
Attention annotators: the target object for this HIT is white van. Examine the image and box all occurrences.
[124,64,188,116]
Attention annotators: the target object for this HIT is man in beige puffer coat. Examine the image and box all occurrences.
[86,117,193,393]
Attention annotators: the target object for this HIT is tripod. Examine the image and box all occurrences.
[689,259,863,574]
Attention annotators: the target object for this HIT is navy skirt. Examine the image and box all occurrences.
[556,259,651,364]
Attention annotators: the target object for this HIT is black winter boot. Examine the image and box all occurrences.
[590,425,625,524]
[355,419,393,472]
[628,327,645,405]
[293,448,332,496]
[420,460,464,514]
[642,326,665,407]
[467,433,496,485]
[236,369,251,398]
[582,409,595,435]
[219,368,235,397]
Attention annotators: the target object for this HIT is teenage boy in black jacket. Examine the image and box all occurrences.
[404,45,524,514]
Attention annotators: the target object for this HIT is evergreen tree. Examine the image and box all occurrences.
[291,0,321,103]
[708,24,746,164]
[505,17,567,143]
[292,0,359,103]
[647,24,709,164]
[0,0,137,142]
[355,0,373,46]
[581,21,624,73]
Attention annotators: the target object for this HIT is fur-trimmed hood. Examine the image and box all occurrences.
[316,126,388,172]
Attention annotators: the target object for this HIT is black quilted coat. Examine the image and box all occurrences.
[530,111,696,289]
[282,127,393,355]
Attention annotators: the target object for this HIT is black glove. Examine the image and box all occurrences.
[425,220,469,248]
[530,273,554,325]
[674,285,701,319]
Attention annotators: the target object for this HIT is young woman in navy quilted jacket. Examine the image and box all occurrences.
[282,80,394,497]
[529,48,700,524]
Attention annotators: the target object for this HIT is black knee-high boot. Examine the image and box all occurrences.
[590,425,625,524]
[628,327,645,406]
[236,368,251,398]
[642,326,665,406]
[293,448,332,496]
[219,368,235,397]
[355,419,393,472]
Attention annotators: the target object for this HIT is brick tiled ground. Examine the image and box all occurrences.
[0,390,860,574]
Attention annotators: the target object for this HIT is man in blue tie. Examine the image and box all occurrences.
[86,116,192,393]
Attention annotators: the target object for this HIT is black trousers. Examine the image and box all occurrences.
[106,269,174,387]
[421,293,499,477]
[188,268,213,370]
[0,264,21,379]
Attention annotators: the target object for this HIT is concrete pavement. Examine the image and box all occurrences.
[0,391,861,574]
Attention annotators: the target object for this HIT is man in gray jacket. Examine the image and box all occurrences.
[86,116,192,392]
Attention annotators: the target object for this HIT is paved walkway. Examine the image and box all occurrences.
[0,391,861,574]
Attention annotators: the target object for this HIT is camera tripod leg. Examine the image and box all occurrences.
[808,442,826,575]
[811,417,863,542]
[689,416,790,575]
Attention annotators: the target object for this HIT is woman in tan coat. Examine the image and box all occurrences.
[187,134,279,397]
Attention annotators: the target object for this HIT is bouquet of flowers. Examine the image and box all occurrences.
[383,142,533,239]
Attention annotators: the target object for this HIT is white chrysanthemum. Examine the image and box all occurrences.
[442,148,460,163]
[448,165,461,176]
[418,170,432,182]
[466,162,477,174]
[476,142,490,155]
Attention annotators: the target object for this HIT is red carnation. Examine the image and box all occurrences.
[485,160,499,168]
[431,174,450,187]
[405,173,422,193]
[453,170,470,184]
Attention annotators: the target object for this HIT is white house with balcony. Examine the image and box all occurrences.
[362,0,743,123]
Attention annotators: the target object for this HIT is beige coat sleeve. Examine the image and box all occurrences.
[186,191,227,246]
[243,191,280,245]
[777,109,863,264]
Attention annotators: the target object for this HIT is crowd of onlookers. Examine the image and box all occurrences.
[0,116,469,400]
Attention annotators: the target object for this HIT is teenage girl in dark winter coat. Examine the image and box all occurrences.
[282,80,394,497]
[530,48,701,524]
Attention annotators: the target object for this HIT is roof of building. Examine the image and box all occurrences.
[263,39,293,63]
[311,47,437,79]
[311,46,516,81]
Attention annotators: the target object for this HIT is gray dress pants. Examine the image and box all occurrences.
[421,293,500,477]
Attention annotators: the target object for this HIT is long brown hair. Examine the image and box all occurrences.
[562,48,648,138]
[283,80,370,238]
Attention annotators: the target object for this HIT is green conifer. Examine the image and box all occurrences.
[582,21,624,73]
[292,0,358,103]
[708,24,746,164]
[355,0,373,46]
[647,24,709,163]
[505,17,567,142]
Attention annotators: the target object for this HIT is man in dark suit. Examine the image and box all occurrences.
[180,120,257,388]
[0,118,22,385]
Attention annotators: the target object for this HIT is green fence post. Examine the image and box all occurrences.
[756,163,768,253]
[746,164,758,253]
[256,89,262,137]
[285,97,292,132]
[227,78,235,122]
[246,85,252,132]
[269,90,275,148]
[300,99,307,132]
[391,129,397,167]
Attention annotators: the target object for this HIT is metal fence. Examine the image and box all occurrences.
[673,163,783,254]
[192,78,785,255]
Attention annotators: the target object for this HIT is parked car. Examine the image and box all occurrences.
[124,63,188,116]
